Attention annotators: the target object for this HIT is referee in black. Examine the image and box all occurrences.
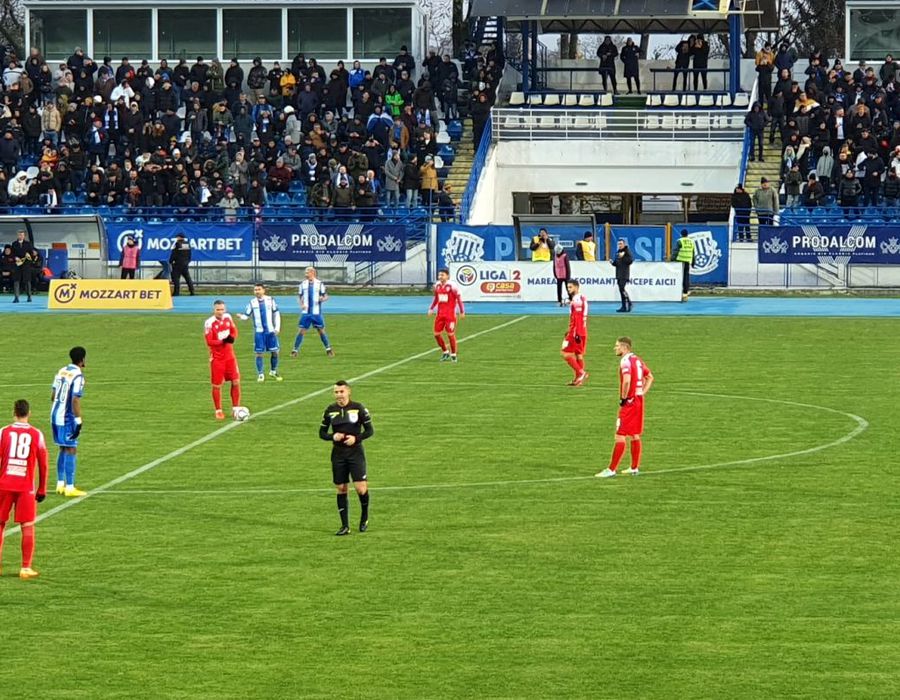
[319,380,375,535]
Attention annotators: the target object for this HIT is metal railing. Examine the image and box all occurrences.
[491,108,747,142]
[461,114,493,224]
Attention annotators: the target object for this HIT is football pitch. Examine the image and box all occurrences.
[1,310,898,698]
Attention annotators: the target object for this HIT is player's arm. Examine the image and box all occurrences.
[273,304,281,335]
[35,430,49,500]
[643,368,654,396]
[620,372,632,404]
[455,287,465,317]
[428,288,438,314]
[237,303,252,321]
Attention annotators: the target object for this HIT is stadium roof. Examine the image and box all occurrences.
[469,0,780,33]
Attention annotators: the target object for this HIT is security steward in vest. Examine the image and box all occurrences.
[529,228,554,261]
[575,231,597,261]
[319,380,375,536]
[672,229,696,302]
[169,231,195,296]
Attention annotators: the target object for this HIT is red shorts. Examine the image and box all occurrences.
[434,315,457,334]
[616,397,645,436]
[211,357,240,385]
[562,332,586,355]
[0,489,36,524]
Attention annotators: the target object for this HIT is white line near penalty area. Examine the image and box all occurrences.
[3,316,528,537]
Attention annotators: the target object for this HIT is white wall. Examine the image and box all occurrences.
[469,140,744,224]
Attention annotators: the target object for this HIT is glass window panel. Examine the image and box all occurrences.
[849,9,900,61]
[94,10,152,59]
[222,10,282,60]
[29,10,87,62]
[287,9,348,61]
[157,10,217,62]
[352,8,411,59]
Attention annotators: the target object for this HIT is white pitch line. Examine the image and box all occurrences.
[99,393,870,497]
[4,316,528,536]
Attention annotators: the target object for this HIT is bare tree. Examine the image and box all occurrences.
[780,0,846,57]
[0,0,24,59]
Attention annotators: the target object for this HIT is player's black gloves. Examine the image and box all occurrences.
[223,336,235,344]
[68,423,82,440]
[36,493,46,503]
[620,398,632,407]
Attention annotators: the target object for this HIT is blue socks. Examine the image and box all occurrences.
[293,333,304,352]
[255,356,264,374]
[56,452,65,481]
[320,333,331,350]
[64,452,77,486]
[270,354,279,372]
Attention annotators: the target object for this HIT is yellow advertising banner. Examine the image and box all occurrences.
[48,279,173,310]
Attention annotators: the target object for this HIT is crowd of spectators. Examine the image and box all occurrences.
[0,39,503,217]
[743,47,900,219]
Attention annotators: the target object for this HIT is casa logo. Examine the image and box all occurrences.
[455,265,477,286]
[480,281,520,294]
[53,282,78,305]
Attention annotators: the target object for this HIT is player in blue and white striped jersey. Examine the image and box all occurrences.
[237,283,283,382]
[50,346,87,497]
[292,267,334,358]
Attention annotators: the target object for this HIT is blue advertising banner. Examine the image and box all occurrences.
[759,225,900,264]
[609,226,668,262]
[679,224,729,285]
[258,223,407,262]
[436,224,518,266]
[105,222,253,262]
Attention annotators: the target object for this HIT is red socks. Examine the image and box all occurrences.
[212,387,222,411]
[630,439,642,469]
[230,384,241,407]
[21,525,34,569]
[565,355,580,375]
[435,335,447,351]
[609,441,626,471]
[575,357,585,372]
[448,334,458,354]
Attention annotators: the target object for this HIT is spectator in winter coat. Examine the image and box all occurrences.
[419,156,438,207]
[673,38,691,91]
[731,184,753,242]
[402,155,420,207]
[755,43,776,103]
[394,46,416,78]
[620,38,641,94]
[383,151,403,207]
[218,187,241,221]
[816,146,835,194]
[883,169,900,206]
[784,163,803,208]
[691,34,710,90]
[838,170,862,215]
[596,36,619,93]
[751,177,779,226]
[801,174,824,209]
[744,102,769,162]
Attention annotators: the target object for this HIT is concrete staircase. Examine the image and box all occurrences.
[443,118,475,206]
[743,137,783,229]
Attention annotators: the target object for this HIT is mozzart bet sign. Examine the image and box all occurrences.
[449,262,683,302]
[48,280,173,310]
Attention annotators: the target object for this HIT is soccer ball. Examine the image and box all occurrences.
[232,406,250,422]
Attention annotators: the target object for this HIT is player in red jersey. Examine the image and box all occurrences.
[597,336,654,478]
[205,300,242,420]
[0,399,49,579]
[561,279,589,386]
[428,268,465,362]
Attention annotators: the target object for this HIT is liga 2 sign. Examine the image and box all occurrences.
[48,279,173,310]
[450,261,683,302]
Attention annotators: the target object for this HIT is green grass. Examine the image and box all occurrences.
[0,313,898,699]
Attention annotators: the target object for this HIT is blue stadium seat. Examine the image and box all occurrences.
[272,192,292,206]
[447,120,463,141]
[292,192,308,204]
[438,145,456,165]
[61,191,78,205]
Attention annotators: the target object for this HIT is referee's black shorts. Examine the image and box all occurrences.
[331,451,367,485]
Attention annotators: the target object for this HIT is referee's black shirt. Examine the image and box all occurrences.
[319,401,374,453]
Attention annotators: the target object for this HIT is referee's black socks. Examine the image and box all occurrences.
[337,493,349,528]
[359,491,370,522]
